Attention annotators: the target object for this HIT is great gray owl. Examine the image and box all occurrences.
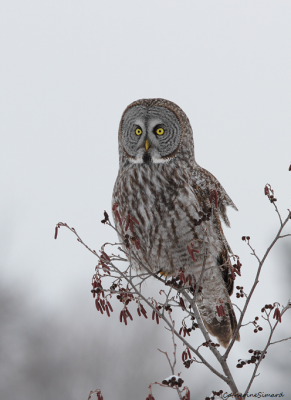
[112,98,240,348]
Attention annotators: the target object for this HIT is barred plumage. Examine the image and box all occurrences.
[112,98,240,348]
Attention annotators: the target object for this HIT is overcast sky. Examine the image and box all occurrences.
[1,1,291,399]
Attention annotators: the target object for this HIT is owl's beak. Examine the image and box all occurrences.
[145,140,150,151]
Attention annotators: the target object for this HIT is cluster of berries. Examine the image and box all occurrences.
[236,349,266,368]
[189,284,203,295]
[192,209,212,226]
[236,286,244,298]
[110,283,117,291]
[123,233,140,249]
[201,340,220,348]
[253,316,263,333]
[261,303,274,312]
[164,275,185,289]
[91,280,104,297]
[190,316,199,330]
[182,347,193,369]
[205,390,223,400]
[264,184,277,203]
[164,304,173,312]
[179,325,192,337]
[116,287,134,305]
[162,376,184,388]
[261,303,282,323]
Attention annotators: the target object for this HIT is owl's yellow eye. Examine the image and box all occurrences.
[135,128,142,136]
[155,127,164,135]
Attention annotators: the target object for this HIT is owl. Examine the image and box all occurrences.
[112,98,240,348]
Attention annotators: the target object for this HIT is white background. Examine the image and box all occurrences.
[1,1,291,399]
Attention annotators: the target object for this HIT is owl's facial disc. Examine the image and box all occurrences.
[121,105,182,164]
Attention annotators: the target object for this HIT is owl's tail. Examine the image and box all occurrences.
[198,299,240,349]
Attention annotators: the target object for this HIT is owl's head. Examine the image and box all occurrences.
[118,98,195,168]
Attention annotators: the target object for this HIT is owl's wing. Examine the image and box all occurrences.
[190,166,240,346]
[192,165,238,227]
[190,165,238,296]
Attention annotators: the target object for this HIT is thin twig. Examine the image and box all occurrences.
[224,211,291,361]
[243,302,291,394]
[270,337,291,346]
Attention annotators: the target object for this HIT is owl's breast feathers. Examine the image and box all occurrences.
[113,162,236,272]
[112,162,240,347]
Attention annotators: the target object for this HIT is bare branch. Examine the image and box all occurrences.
[270,337,291,346]
[224,210,291,360]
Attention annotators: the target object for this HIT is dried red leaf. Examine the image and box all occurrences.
[100,299,106,311]
[95,299,100,311]
[229,265,237,280]
[114,209,122,228]
[105,304,110,317]
[156,312,159,324]
[112,203,118,211]
[264,185,269,195]
[119,310,123,323]
[126,308,133,321]
[187,246,196,262]
[216,304,225,317]
[187,347,191,358]
[54,226,58,239]
[273,307,282,323]
[179,272,186,284]
[179,327,183,335]
[123,312,127,325]
[137,307,141,317]
[107,301,113,312]
[179,297,186,310]
[152,310,155,320]
[182,351,186,362]
[140,305,148,318]
[101,251,110,261]
[125,214,131,231]
[189,243,199,253]
[289,164,291,171]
